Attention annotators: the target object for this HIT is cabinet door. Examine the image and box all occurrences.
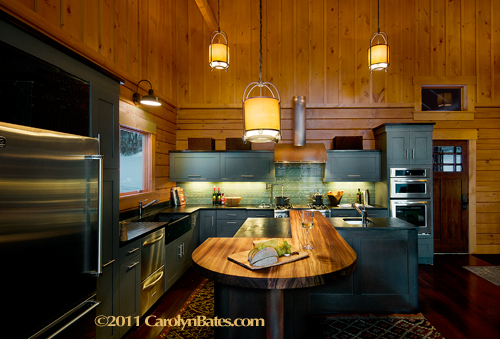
[216,219,245,237]
[219,152,275,181]
[102,169,119,264]
[330,209,359,217]
[409,132,433,165]
[119,256,140,337]
[164,240,179,292]
[324,151,381,182]
[96,262,119,339]
[199,210,216,244]
[247,210,274,218]
[386,132,411,165]
[169,153,220,181]
[178,230,193,275]
[365,209,388,218]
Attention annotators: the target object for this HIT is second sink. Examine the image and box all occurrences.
[343,218,375,225]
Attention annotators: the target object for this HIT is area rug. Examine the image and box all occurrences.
[157,278,214,339]
[316,314,445,339]
[463,266,500,286]
[157,279,444,339]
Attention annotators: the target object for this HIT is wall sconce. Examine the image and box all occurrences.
[132,80,161,106]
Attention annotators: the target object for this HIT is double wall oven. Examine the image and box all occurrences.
[389,168,432,235]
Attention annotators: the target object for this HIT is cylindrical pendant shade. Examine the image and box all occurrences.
[368,44,389,71]
[209,43,230,70]
[243,96,281,143]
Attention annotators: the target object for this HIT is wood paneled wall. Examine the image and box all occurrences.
[175,0,500,254]
[0,0,178,209]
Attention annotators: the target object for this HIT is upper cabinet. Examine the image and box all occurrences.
[219,153,275,181]
[324,150,381,182]
[374,124,435,166]
[169,152,220,181]
[169,151,275,182]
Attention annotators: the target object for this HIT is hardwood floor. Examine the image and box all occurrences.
[124,254,500,339]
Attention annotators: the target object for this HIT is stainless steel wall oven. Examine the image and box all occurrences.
[390,200,432,235]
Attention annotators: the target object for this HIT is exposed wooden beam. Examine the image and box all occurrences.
[194,0,218,32]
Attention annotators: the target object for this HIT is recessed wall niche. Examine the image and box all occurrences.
[0,41,90,136]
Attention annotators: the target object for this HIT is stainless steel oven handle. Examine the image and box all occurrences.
[393,201,428,205]
[393,179,428,182]
[142,271,164,290]
[143,233,164,246]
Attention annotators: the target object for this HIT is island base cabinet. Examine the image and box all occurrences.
[165,230,194,292]
[309,229,419,314]
[418,237,434,265]
[214,283,310,339]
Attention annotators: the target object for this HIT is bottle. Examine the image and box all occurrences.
[356,188,361,204]
[217,187,222,205]
[221,193,225,205]
[212,186,216,205]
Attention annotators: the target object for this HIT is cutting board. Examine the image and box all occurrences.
[227,250,309,270]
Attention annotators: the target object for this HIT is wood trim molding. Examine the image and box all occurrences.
[177,102,415,109]
[414,112,475,121]
[433,129,478,140]
[412,76,477,85]
[119,101,157,134]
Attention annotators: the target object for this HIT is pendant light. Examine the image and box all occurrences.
[209,0,229,71]
[242,0,281,143]
[368,0,389,72]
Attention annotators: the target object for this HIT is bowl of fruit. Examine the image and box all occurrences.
[327,190,344,206]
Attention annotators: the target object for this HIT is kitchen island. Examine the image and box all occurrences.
[191,211,357,339]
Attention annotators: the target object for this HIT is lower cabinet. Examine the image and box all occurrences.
[96,262,119,339]
[118,252,141,337]
[309,228,418,314]
[165,229,194,292]
[330,208,388,218]
[216,210,247,237]
[199,210,216,244]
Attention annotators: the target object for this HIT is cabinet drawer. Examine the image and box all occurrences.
[330,209,359,217]
[247,210,274,218]
[216,219,245,237]
[119,239,141,260]
[366,209,388,218]
[216,209,248,220]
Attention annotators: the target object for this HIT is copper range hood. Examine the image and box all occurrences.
[274,96,327,163]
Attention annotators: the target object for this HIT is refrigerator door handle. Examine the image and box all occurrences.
[29,297,100,339]
[86,154,103,277]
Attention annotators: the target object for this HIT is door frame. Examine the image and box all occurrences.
[433,129,478,253]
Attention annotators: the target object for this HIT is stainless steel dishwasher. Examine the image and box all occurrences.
[140,228,165,316]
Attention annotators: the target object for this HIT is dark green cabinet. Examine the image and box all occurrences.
[324,150,381,182]
[330,208,387,218]
[118,253,141,337]
[165,229,193,292]
[169,152,220,181]
[216,210,248,237]
[247,210,274,218]
[169,151,275,182]
[310,227,418,314]
[219,152,275,181]
[385,131,433,165]
[199,210,216,244]
[96,262,119,339]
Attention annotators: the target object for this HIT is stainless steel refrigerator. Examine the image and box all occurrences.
[0,122,102,339]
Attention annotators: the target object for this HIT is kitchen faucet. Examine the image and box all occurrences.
[266,183,283,208]
[139,199,158,219]
[352,203,368,227]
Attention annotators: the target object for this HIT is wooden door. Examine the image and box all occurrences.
[433,140,469,253]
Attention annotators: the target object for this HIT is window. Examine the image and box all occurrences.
[433,145,463,172]
[421,88,461,111]
[120,126,153,194]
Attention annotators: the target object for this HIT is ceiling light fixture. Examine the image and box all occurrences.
[241,0,281,143]
[368,0,389,72]
[209,0,229,71]
[132,80,161,106]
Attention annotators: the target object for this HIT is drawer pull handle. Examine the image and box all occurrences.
[188,175,201,177]
[227,221,237,224]
[412,149,415,159]
[227,214,237,216]
[127,247,139,254]
[255,215,266,217]
[338,215,349,217]
[102,259,115,268]
[347,175,360,177]
[143,233,164,246]
[142,271,164,290]
[127,261,139,269]
[406,149,409,159]
[241,175,254,178]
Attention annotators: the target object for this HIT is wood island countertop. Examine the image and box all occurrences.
[191,210,357,290]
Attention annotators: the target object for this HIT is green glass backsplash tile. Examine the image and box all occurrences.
[177,163,376,205]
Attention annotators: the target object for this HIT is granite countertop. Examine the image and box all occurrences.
[234,217,416,238]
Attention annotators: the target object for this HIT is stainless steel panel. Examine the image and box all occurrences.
[390,167,431,178]
[0,122,100,339]
[390,178,431,199]
[140,265,165,316]
[390,199,432,235]
[141,228,165,281]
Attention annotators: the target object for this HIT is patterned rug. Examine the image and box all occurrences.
[157,279,444,339]
[317,314,445,338]
[157,278,214,339]
[463,266,500,286]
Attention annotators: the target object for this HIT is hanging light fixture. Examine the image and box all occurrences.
[132,80,161,106]
[368,0,389,72]
[242,0,281,143]
[209,0,229,71]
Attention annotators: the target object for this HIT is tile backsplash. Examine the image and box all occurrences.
[177,163,375,205]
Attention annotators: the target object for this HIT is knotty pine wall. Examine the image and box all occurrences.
[0,0,178,210]
[175,0,500,254]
